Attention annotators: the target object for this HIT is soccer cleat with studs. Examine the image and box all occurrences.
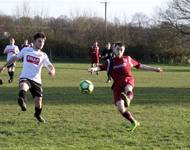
[127,120,140,132]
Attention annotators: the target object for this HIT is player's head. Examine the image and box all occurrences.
[113,42,125,58]
[33,32,46,50]
[9,38,15,45]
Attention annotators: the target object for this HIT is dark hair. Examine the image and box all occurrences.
[33,32,46,41]
[114,42,124,47]
[9,37,14,41]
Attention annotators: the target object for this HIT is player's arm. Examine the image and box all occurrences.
[0,50,23,72]
[128,56,162,72]
[43,54,55,77]
[88,60,108,73]
[88,66,101,73]
[47,64,55,76]
[139,64,162,72]
[0,56,20,72]
[3,47,8,54]
[3,49,7,54]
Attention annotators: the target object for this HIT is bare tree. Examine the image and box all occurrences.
[160,0,190,34]
[15,0,31,18]
[130,13,151,28]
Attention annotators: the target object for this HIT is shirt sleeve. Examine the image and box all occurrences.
[16,49,24,59]
[4,46,8,53]
[43,53,52,68]
[128,56,141,68]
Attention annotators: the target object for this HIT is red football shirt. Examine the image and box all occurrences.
[90,46,100,63]
[99,56,140,87]
[90,46,99,58]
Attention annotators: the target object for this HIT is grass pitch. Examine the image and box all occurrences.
[0,62,190,150]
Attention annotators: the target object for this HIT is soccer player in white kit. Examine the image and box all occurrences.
[0,32,55,123]
[3,38,19,83]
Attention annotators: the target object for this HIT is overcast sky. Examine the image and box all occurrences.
[0,0,170,21]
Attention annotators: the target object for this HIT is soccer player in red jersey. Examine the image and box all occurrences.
[89,41,100,75]
[89,42,162,131]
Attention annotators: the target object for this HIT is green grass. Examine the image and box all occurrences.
[0,62,190,150]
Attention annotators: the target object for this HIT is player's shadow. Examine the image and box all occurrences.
[43,86,190,105]
[0,86,190,105]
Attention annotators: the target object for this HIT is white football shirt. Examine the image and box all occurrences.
[4,45,19,61]
[16,47,52,84]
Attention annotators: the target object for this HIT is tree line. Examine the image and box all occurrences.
[0,0,190,63]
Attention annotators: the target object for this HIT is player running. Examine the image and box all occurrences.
[0,32,55,123]
[21,39,31,49]
[101,42,113,61]
[3,38,19,83]
[101,42,113,83]
[89,42,162,131]
[89,41,100,75]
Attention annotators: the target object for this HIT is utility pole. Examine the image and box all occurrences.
[101,1,110,39]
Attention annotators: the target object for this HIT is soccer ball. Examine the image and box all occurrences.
[79,80,94,94]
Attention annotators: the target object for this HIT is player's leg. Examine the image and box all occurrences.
[7,65,12,83]
[116,100,140,131]
[121,84,134,107]
[95,58,99,75]
[90,63,94,74]
[7,63,15,83]
[96,63,99,75]
[18,80,30,111]
[29,80,45,123]
[106,72,111,83]
[113,84,139,131]
[105,58,111,83]
[34,96,45,123]
[9,66,15,83]
[91,57,94,67]
[90,58,94,74]
[116,100,135,123]
[113,85,134,123]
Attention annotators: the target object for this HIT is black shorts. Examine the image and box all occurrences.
[7,63,15,68]
[19,78,43,98]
